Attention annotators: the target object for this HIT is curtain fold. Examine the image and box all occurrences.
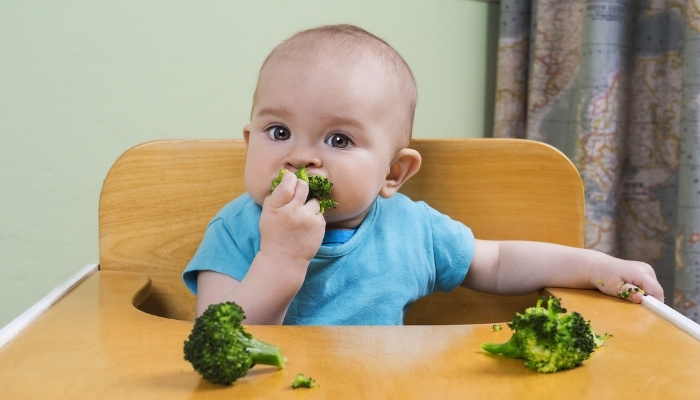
[494,0,700,322]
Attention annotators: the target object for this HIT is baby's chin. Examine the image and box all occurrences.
[323,209,368,230]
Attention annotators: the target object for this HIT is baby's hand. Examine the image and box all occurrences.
[591,257,664,303]
[259,170,326,265]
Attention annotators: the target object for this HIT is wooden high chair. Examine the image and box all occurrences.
[98,138,584,324]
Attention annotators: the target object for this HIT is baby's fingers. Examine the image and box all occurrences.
[266,170,307,209]
[615,281,647,304]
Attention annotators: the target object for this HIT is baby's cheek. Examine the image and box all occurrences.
[340,187,374,212]
[245,178,270,206]
[251,192,267,207]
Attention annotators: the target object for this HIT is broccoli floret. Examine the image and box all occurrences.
[481,296,611,373]
[183,301,286,385]
[291,373,318,389]
[270,167,337,213]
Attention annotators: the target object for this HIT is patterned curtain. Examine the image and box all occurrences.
[493,0,700,322]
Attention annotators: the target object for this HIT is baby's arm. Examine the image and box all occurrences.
[463,239,664,303]
[195,171,326,323]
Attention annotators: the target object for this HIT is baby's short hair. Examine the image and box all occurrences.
[254,24,417,145]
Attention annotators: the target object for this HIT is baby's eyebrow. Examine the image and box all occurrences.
[255,106,293,119]
[322,115,364,130]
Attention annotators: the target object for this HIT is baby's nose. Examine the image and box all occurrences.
[285,148,322,170]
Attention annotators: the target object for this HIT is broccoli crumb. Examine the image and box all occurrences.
[292,373,318,389]
[620,286,645,298]
[492,324,503,331]
[618,288,632,299]
[597,278,605,287]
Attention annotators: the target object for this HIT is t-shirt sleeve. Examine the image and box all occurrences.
[428,206,475,293]
[181,218,254,295]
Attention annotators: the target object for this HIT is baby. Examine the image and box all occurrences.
[183,24,663,324]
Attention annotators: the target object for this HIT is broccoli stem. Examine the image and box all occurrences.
[236,331,286,368]
[481,336,522,359]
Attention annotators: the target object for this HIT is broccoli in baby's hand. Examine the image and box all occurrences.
[481,296,611,373]
[270,167,337,213]
[183,301,286,385]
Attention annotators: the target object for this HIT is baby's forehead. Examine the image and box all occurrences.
[261,46,412,111]
[261,56,381,90]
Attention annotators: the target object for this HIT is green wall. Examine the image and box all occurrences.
[0,1,499,328]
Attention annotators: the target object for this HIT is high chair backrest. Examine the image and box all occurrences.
[99,138,584,324]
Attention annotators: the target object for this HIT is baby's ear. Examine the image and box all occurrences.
[379,148,422,198]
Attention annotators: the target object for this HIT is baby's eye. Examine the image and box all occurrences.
[266,126,291,141]
[326,133,352,149]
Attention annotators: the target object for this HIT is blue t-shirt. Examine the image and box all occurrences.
[182,193,475,325]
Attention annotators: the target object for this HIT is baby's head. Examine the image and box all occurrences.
[243,24,422,229]
[254,24,417,146]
